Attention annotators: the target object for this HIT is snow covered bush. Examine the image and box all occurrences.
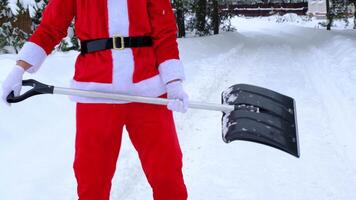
[56,23,80,52]
[274,13,312,24]
[220,13,237,32]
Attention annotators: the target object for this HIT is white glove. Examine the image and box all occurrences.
[1,65,25,105]
[166,81,189,113]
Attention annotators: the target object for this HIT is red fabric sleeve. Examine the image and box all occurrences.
[29,0,76,55]
[147,0,180,66]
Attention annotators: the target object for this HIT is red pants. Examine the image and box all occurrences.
[74,103,187,200]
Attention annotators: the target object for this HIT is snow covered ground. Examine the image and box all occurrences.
[1,17,356,200]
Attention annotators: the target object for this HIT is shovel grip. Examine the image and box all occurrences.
[6,79,54,104]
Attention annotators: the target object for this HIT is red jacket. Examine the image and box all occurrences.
[18,0,185,103]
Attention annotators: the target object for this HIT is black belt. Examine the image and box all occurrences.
[80,36,153,54]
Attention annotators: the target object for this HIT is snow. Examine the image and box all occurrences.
[7,0,37,17]
[1,17,356,199]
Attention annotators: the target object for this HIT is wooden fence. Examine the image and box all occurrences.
[221,3,308,16]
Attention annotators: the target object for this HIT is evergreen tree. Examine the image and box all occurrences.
[220,7,236,32]
[12,0,30,53]
[326,0,349,30]
[57,22,80,52]
[211,0,220,35]
[0,0,11,53]
[32,0,48,30]
[0,0,29,53]
[195,0,209,36]
[349,0,356,29]
[181,0,236,36]
[173,0,186,38]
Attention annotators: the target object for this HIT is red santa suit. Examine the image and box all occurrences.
[17,0,188,199]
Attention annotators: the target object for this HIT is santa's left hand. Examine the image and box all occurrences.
[166,80,189,113]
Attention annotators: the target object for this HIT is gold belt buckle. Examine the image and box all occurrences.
[113,35,124,50]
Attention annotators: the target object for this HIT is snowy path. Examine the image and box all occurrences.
[1,18,356,200]
[179,25,356,199]
[112,21,356,199]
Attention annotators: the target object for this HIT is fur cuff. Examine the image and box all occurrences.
[158,59,185,84]
[17,42,47,73]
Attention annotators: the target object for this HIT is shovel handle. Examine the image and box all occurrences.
[54,87,235,112]
[6,79,54,103]
[7,79,234,112]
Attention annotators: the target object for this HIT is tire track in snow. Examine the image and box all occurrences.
[304,45,356,172]
[176,45,256,200]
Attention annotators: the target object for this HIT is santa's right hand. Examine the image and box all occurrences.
[1,65,25,105]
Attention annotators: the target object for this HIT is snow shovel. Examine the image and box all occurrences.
[7,79,300,158]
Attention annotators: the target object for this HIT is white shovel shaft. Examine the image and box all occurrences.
[53,87,234,112]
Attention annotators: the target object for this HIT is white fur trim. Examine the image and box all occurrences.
[111,48,134,89]
[107,0,134,94]
[107,0,129,37]
[158,59,185,84]
[17,42,47,73]
[69,75,166,103]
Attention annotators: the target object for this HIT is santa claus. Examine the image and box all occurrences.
[2,0,189,199]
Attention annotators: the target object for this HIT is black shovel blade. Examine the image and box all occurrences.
[222,84,299,158]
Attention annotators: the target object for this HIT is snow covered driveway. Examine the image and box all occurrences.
[1,18,356,199]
